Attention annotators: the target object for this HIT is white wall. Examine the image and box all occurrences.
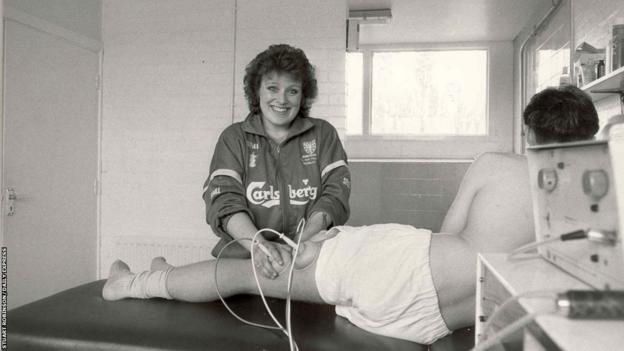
[100,0,347,276]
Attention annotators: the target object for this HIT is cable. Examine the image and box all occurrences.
[286,218,306,351]
[214,238,281,330]
[475,289,624,350]
[507,229,587,260]
[251,220,306,351]
[250,228,302,351]
[214,222,306,351]
[479,289,560,340]
[250,230,289,332]
[472,312,544,351]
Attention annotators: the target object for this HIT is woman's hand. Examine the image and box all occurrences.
[252,239,292,279]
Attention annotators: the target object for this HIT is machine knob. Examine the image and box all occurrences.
[582,170,609,199]
[538,168,558,192]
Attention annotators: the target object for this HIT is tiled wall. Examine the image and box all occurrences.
[573,0,624,123]
[347,161,471,232]
[99,0,347,276]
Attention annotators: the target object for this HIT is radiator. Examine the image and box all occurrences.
[99,235,218,278]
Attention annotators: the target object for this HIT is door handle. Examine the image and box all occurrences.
[5,188,16,216]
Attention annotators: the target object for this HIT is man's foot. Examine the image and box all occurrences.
[150,257,174,271]
[102,260,135,301]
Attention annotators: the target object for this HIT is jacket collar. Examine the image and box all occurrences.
[242,113,315,141]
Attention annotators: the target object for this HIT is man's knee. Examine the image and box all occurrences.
[294,241,321,270]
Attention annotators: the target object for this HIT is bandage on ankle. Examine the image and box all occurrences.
[130,268,173,300]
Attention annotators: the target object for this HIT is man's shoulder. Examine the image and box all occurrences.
[474,152,526,169]
[475,151,525,161]
[467,152,528,186]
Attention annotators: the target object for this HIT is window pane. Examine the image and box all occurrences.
[371,50,487,136]
[533,2,570,92]
[346,52,363,135]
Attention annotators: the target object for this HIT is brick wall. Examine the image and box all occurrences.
[347,161,471,232]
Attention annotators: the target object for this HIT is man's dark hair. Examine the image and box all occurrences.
[523,85,599,144]
[244,44,317,117]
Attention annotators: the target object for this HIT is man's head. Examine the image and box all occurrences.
[523,85,599,145]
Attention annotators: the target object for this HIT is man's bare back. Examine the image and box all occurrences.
[430,152,535,329]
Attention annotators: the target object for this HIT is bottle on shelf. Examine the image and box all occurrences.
[596,59,605,79]
[613,24,624,71]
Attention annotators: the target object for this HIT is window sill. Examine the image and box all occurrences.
[345,135,511,159]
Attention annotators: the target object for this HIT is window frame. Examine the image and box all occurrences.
[345,41,514,160]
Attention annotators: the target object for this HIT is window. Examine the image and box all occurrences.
[346,52,364,135]
[348,50,487,136]
[520,0,570,153]
[530,1,571,94]
[345,43,514,159]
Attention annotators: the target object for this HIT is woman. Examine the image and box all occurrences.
[203,44,351,279]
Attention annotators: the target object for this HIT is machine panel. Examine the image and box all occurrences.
[527,135,624,289]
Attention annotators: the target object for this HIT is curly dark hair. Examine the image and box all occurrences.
[244,44,318,117]
[523,85,599,144]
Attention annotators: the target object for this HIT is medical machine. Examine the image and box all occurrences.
[526,125,624,290]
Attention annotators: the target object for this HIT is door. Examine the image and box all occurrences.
[3,19,99,309]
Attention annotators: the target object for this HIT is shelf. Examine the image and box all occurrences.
[581,65,624,102]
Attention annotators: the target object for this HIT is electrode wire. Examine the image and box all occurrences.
[472,312,546,351]
[479,289,561,340]
[478,289,624,351]
[507,237,560,260]
[286,219,306,351]
[250,229,291,331]
[214,225,303,351]
[250,228,301,351]
[507,229,587,260]
[251,224,304,351]
[214,237,281,331]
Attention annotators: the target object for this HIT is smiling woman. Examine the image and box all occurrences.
[202,44,351,281]
[257,72,303,142]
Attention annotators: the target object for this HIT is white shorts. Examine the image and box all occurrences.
[314,224,451,344]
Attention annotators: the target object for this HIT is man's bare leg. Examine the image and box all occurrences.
[103,241,324,304]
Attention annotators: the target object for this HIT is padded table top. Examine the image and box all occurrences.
[8,280,432,351]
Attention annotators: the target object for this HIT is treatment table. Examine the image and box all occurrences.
[8,280,473,350]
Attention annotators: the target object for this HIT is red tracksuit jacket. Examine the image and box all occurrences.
[203,113,351,252]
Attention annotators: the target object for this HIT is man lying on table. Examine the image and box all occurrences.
[103,85,599,344]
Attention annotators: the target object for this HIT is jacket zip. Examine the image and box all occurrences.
[275,143,288,236]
